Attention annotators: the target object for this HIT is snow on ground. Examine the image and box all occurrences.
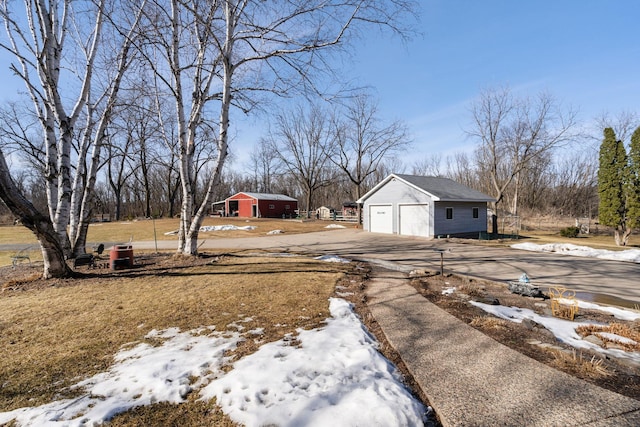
[470,301,640,363]
[512,242,640,263]
[0,328,242,426]
[314,255,351,263]
[325,224,347,229]
[266,229,284,235]
[201,298,428,427]
[200,225,257,232]
[0,299,427,427]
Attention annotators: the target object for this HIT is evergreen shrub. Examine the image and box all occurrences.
[560,226,580,238]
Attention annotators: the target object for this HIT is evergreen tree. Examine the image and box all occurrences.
[627,126,640,231]
[598,128,630,245]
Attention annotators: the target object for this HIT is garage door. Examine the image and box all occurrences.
[399,204,429,237]
[369,204,393,234]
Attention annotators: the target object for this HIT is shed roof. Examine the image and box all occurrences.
[231,192,297,202]
[357,174,495,203]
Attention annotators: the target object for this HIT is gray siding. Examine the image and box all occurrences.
[433,201,488,236]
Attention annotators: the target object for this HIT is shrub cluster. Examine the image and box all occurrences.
[560,226,580,238]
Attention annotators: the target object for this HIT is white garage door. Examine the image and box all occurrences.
[369,204,393,234]
[399,204,429,237]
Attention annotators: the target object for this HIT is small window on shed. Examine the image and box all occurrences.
[285,204,290,209]
[472,207,479,219]
[269,204,275,209]
[446,207,453,220]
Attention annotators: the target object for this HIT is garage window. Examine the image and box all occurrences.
[472,207,479,219]
[446,207,453,220]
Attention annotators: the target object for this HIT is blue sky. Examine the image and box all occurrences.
[2,1,639,168]
[343,0,640,164]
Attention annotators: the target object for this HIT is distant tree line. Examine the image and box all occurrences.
[2,87,637,239]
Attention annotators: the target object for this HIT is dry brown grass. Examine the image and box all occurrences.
[549,349,611,379]
[0,253,349,423]
[576,323,640,352]
[457,282,485,298]
[0,217,345,267]
[469,316,509,329]
[82,217,339,243]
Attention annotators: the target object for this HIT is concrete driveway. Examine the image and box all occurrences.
[134,228,640,305]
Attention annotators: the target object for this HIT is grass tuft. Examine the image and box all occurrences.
[549,349,611,379]
[576,323,640,352]
[470,316,508,329]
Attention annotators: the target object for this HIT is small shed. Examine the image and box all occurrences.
[225,192,298,218]
[357,174,495,238]
[316,206,334,220]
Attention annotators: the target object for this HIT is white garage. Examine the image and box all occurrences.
[357,174,495,238]
[369,204,393,234]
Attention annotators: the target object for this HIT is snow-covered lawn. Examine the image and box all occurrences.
[512,242,640,263]
[0,299,428,427]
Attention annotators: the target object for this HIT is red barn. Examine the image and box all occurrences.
[224,192,298,218]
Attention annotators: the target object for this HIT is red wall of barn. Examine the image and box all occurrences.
[256,200,297,218]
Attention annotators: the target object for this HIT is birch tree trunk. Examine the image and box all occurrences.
[0,148,71,278]
[1,0,105,258]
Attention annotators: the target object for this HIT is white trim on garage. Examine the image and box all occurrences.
[369,204,393,234]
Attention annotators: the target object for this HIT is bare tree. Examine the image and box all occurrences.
[249,139,282,194]
[468,87,579,234]
[0,146,70,277]
[412,153,443,177]
[266,104,337,215]
[594,111,639,144]
[444,152,477,189]
[331,93,411,203]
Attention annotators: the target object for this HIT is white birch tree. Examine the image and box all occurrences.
[0,0,146,276]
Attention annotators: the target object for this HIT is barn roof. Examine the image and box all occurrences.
[234,192,297,202]
[358,174,495,203]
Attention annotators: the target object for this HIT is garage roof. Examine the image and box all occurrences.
[358,174,495,203]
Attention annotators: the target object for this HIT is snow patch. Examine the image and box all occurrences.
[314,255,351,263]
[199,225,257,232]
[512,242,640,263]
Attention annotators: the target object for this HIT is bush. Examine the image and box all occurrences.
[560,226,580,238]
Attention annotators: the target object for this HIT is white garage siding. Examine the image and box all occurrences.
[399,204,429,237]
[368,204,393,234]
